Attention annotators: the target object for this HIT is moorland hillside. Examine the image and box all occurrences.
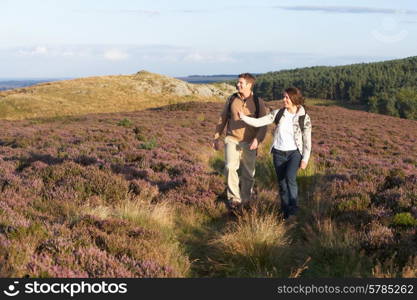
[0,71,234,120]
[0,99,416,277]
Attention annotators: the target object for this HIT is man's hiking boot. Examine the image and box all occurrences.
[284,215,298,225]
[227,199,242,218]
[226,199,241,210]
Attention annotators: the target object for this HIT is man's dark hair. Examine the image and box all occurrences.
[238,73,256,90]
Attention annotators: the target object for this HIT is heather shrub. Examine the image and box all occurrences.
[129,179,159,201]
[300,219,372,277]
[401,256,417,278]
[132,125,146,141]
[381,168,406,190]
[160,101,197,111]
[75,247,134,277]
[0,201,31,231]
[372,255,417,278]
[1,101,416,278]
[2,223,49,277]
[75,154,98,166]
[363,222,394,250]
[74,204,190,277]
[252,134,276,190]
[372,174,416,214]
[40,161,129,205]
[27,253,89,278]
[336,194,371,212]
[0,167,22,192]
[255,155,277,190]
[119,255,174,277]
[208,150,224,175]
[0,234,13,276]
[255,189,280,211]
[68,219,166,277]
[373,188,403,211]
[297,157,320,200]
[0,137,32,148]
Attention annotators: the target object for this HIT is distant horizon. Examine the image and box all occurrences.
[0,54,414,80]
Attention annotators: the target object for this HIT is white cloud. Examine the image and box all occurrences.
[2,43,398,78]
[183,52,236,63]
[33,46,48,54]
[62,51,75,56]
[15,46,93,57]
[276,6,417,15]
[74,9,160,16]
[17,46,48,56]
[103,49,129,61]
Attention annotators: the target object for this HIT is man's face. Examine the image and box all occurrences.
[236,78,252,94]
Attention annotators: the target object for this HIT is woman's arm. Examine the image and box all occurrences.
[240,109,278,128]
[301,114,312,164]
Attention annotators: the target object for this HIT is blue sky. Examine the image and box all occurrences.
[1,0,416,78]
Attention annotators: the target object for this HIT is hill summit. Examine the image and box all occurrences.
[133,70,234,97]
[0,71,235,120]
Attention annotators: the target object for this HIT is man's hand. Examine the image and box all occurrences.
[249,138,258,150]
[212,139,220,151]
[300,161,307,170]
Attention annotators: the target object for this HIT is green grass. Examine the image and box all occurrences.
[305,98,338,106]
[392,212,417,227]
[138,137,158,150]
[117,118,133,127]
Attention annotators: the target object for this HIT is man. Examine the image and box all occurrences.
[213,73,267,210]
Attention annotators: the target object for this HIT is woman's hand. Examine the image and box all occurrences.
[249,138,258,150]
[237,110,245,119]
[300,161,307,170]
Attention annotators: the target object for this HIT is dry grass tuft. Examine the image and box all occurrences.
[210,208,291,277]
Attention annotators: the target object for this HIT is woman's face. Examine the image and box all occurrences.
[283,92,296,109]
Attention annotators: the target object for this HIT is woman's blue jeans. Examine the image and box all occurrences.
[272,148,302,219]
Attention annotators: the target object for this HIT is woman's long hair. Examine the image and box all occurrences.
[285,87,305,106]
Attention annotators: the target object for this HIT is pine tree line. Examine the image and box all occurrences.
[252,56,417,120]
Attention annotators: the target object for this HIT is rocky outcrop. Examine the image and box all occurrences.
[132,70,235,98]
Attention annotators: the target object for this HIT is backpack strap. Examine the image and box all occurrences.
[227,93,260,119]
[253,95,260,118]
[299,106,307,132]
[227,93,238,120]
[298,115,306,132]
[274,107,307,132]
[273,108,285,125]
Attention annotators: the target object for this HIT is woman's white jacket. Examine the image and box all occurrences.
[241,106,312,164]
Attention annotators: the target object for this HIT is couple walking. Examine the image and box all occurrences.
[212,73,312,220]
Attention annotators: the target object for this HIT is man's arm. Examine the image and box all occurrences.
[212,98,229,149]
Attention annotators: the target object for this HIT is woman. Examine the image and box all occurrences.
[238,87,312,220]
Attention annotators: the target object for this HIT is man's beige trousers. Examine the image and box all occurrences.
[224,136,256,204]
